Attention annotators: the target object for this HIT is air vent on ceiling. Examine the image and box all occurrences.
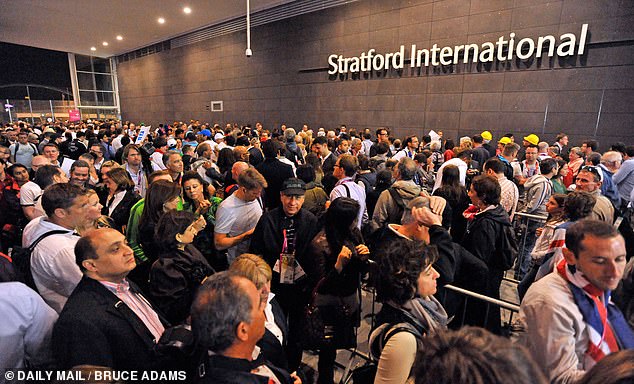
[116,41,171,63]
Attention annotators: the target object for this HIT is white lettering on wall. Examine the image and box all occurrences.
[327,24,589,75]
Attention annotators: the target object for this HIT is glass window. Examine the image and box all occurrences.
[77,72,95,90]
[92,58,111,74]
[75,55,93,72]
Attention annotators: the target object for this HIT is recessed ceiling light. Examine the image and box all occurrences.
[90,47,96,51]
[183,7,192,14]
[102,41,109,46]
[158,17,165,24]
[116,35,123,41]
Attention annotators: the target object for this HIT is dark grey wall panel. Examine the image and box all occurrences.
[118,0,634,146]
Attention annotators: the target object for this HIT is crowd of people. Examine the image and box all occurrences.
[0,119,633,384]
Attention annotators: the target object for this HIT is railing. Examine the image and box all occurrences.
[334,282,522,383]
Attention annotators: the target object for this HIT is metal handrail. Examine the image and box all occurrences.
[513,212,548,221]
[444,284,520,312]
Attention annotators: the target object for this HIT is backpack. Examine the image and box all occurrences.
[11,230,68,292]
[495,224,519,270]
[350,320,424,384]
[0,252,18,283]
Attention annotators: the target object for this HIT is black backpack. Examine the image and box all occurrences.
[0,252,18,283]
[11,230,68,292]
[495,224,519,270]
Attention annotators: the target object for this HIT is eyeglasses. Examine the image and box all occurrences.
[580,165,602,182]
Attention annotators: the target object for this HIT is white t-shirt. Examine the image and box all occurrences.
[214,194,263,263]
[19,181,42,208]
[9,142,37,168]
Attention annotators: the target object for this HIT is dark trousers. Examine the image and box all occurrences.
[317,347,336,384]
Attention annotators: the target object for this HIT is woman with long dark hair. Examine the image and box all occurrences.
[130,180,182,291]
[433,164,469,242]
[149,210,214,324]
[181,171,223,269]
[306,197,369,384]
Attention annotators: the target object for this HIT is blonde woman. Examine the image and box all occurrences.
[229,253,289,371]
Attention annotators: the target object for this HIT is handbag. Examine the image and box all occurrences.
[300,278,358,350]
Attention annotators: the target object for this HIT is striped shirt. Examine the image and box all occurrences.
[100,279,165,341]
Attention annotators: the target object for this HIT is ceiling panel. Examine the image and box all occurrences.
[0,0,296,57]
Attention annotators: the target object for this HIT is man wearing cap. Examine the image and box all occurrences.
[520,133,540,161]
[214,132,228,152]
[250,178,320,371]
[497,137,512,155]
[481,131,496,158]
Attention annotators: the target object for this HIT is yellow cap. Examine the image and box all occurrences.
[481,131,493,141]
[523,134,539,146]
[498,137,512,145]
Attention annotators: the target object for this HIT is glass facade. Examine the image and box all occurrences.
[69,53,120,119]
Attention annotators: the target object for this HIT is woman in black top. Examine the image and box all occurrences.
[102,167,141,233]
[306,197,370,384]
[149,210,213,324]
[433,165,469,242]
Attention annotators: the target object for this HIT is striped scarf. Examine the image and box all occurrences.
[556,259,634,369]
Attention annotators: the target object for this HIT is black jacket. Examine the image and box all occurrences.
[256,159,294,210]
[197,354,294,384]
[149,244,214,324]
[373,224,457,286]
[103,189,142,233]
[461,204,512,271]
[53,276,171,371]
[249,208,320,305]
[321,152,338,174]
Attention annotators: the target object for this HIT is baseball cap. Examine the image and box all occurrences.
[167,138,177,148]
[199,129,212,138]
[214,132,224,141]
[524,134,539,146]
[281,178,306,196]
[498,137,512,145]
[481,131,492,141]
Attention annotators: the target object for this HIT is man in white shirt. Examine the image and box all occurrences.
[392,135,419,161]
[433,149,472,193]
[23,183,101,313]
[484,158,519,220]
[42,143,74,177]
[330,154,367,229]
[215,168,267,264]
[0,282,58,370]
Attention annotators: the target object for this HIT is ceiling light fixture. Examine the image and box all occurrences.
[90,47,96,51]
[102,42,109,46]
[183,7,192,14]
[158,17,165,24]
[116,35,123,41]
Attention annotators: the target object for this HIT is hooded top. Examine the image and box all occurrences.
[371,180,422,230]
[524,174,552,216]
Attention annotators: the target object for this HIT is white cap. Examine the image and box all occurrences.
[214,132,224,141]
